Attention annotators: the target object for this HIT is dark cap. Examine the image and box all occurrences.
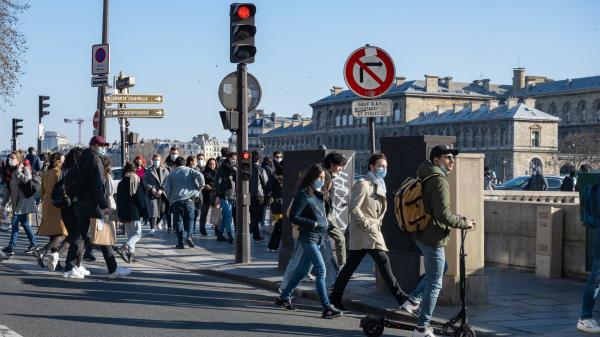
[429,145,459,161]
[89,136,109,147]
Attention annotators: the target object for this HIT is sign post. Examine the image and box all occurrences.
[344,45,395,154]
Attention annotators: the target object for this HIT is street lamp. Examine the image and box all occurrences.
[502,159,507,183]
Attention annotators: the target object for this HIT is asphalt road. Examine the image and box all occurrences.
[0,253,410,337]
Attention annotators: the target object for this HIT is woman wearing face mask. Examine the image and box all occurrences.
[275,164,342,319]
[133,155,146,181]
[329,153,408,311]
[143,154,170,234]
[200,158,218,236]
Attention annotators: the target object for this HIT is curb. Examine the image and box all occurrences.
[198,266,500,337]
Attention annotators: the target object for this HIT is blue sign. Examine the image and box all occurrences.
[95,48,106,63]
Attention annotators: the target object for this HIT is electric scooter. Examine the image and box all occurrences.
[360,228,476,337]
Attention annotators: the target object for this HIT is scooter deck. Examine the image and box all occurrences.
[360,315,454,336]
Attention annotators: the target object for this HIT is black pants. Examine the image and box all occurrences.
[64,203,117,274]
[198,203,210,235]
[267,217,282,251]
[330,249,406,305]
[249,201,265,240]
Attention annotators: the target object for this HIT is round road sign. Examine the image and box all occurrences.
[95,48,106,63]
[218,72,262,111]
[93,110,100,129]
[344,45,395,98]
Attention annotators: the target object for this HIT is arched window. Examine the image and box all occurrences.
[501,127,507,146]
[472,128,478,149]
[548,102,557,116]
[480,127,486,148]
[562,102,571,123]
[394,103,401,122]
[464,130,470,149]
[348,111,354,126]
[595,100,600,122]
[314,111,321,128]
[577,100,587,123]
[490,129,496,147]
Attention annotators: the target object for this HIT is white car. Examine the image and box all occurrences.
[111,167,122,195]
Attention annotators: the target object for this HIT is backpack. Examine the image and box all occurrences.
[583,183,600,229]
[51,168,78,208]
[19,172,42,198]
[394,174,440,232]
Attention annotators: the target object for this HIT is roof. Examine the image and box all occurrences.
[407,103,560,126]
[263,123,314,136]
[515,75,600,97]
[311,80,497,107]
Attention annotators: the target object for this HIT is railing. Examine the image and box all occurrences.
[484,190,579,204]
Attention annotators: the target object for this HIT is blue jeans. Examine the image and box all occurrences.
[410,240,446,327]
[172,199,195,245]
[281,239,339,290]
[124,221,142,253]
[8,214,37,249]
[220,199,233,236]
[581,228,600,319]
[281,241,330,309]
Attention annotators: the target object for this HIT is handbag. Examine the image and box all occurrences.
[108,195,117,210]
[88,218,116,246]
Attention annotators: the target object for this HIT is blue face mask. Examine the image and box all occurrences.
[97,147,107,157]
[313,178,325,191]
[375,167,387,179]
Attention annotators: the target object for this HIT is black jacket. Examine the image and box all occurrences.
[202,168,217,205]
[116,176,149,222]
[250,163,268,202]
[289,189,328,244]
[215,159,236,200]
[268,162,283,200]
[73,148,108,210]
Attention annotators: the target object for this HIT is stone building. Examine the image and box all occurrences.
[192,134,222,160]
[42,131,69,152]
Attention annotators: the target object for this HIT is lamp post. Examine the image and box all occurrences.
[502,159,507,183]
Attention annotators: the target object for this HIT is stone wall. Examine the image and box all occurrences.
[484,191,585,278]
[534,91,600,127]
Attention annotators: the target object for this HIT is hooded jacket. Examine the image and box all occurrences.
[414,160,468,247]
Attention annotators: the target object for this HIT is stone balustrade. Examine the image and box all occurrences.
[484,190,579,204]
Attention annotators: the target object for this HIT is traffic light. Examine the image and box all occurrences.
[116,76,135,91]
[230,3,256,64]
[219,110,240,131]
[12,118,23,139]
[38,95,50,121]
[240,150,252,181]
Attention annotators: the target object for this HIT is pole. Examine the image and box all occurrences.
[235,63,250,264]
[97,0,109,137]
[37,115,42,155]
[368,116,376,154]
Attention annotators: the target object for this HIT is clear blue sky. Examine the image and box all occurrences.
[2,0,599,151]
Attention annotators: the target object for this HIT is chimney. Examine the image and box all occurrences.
[523,97,536,109]
[395,76,406,86]
[451,103,458,113]
[470,101,483,112]
[437,105,443,114]
[507,97,519,109]
[512,67,526,94]
[330,86,343,96]
[442,76,453,88]
[482,79,490,91]
[425,75,438,93]
[489,100,499,110]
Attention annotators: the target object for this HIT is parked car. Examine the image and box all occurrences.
[495,175,564,191]
[111,167,122,195]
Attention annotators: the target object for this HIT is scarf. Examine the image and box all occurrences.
[124,172,140,196]
[367,171,387,195]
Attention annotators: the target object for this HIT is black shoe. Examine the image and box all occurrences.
[24,245,39,254]
[330,298,348,312]
[83,252,96,262]
[2,247,15,256]
[0,251,8,260]
[216,236,228,242]
[227,234,234,244]
[275,297,295,310]
[185,237,196,248]
[35,250,46,268]
[200,229,208,236]
[115,245,130,263]
[253,236,264,242]
[175,244,185,249]
[322,305,343,319]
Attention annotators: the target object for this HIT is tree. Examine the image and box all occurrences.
[0,0,29,107]
[559,129,600,171]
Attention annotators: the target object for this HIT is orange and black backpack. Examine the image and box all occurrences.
[394,174,440,232]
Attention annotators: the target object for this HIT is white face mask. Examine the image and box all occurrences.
[98,147,107,157]
[153,160,161,167]
[199,160,205,167]
[170,153,178,160]
[8,159,18,167]
[275,157,283,163]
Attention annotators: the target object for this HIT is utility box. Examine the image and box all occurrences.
[536,206,563,278]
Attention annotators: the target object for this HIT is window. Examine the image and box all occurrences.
[394,103,401,122]
[548,102,557,116]
[348,114,354,126]
[578,100,587,123]
[472,128,478,149]
[531,130,540,147]
[596,101,600,122]
[376,116,382,124]
[341,113,347,126]
[335,115,341,127]
[562,102,571,123]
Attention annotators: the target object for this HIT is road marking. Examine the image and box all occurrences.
[0,325,24,337]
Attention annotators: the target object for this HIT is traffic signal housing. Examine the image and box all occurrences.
[12,118,23,139]
[39,95,50,121]
[240,150,252,181]
[230,3,256,64]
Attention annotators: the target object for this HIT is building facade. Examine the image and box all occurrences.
[42,131,69,152]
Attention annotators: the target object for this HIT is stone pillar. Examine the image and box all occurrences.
[440,153,488,305]
[535,206,563,278]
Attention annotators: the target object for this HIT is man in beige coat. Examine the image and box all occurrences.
[329,153,407,311]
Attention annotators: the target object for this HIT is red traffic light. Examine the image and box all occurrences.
[237,5,251,19]
[241,151,251,160]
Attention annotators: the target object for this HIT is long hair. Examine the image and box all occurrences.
[63,147,83,170]
[203,158,218,173]
[102,157,112,176]
[122,162,136,175]
[48,152,62,169]
[298,164,328,200]
[134,154,146,167]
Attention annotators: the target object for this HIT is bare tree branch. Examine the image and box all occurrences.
[0,0,29,109]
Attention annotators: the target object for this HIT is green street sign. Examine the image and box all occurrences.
[104,108,165,118]
[104,94,163,104]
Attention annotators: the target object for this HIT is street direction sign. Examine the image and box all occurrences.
[104,108,165,118]
[92,44,110,75]
[344,45,395,98]
[91,75,109,87]
[93,110,100,129]
[218,71,261,111]
[104,94,164,104]
[351,99,392,118]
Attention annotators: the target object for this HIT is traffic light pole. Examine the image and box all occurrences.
[368,116,376,154]
[97,0,109,137]
[235,62,251,264]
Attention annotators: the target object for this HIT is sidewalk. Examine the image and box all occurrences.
[134,227,593,337]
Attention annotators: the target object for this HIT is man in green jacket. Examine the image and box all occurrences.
[402,145,476,337]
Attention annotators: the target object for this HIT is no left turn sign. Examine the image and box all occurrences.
[344,45,395,98]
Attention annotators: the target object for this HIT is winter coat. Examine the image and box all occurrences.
[201,168,217,206]
[2,165,36,215]
[25,154,42,172]
[348,175,388,251]
[289,189,328,245]
[117,176,149,222]
[414,161,468,248]
[143,165,170,218]
[525,174,548,191]
[250,163,268,203]
[72,148,108,214]
[38,167,67,236]
[215,159,236,200]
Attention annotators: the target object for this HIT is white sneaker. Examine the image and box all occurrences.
[109,266,131,279]
[63,268,85,279]
[77,265,91,276]
[578,318,600,333]
[47,252,59,272]
[411,326,436,337]
[302,274,316,283]
[401,299,422,317]
[149,228,156,236]
[158,222,164,231]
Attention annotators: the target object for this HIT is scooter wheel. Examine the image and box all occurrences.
[362,320,384,337]
[454,325,476,337]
